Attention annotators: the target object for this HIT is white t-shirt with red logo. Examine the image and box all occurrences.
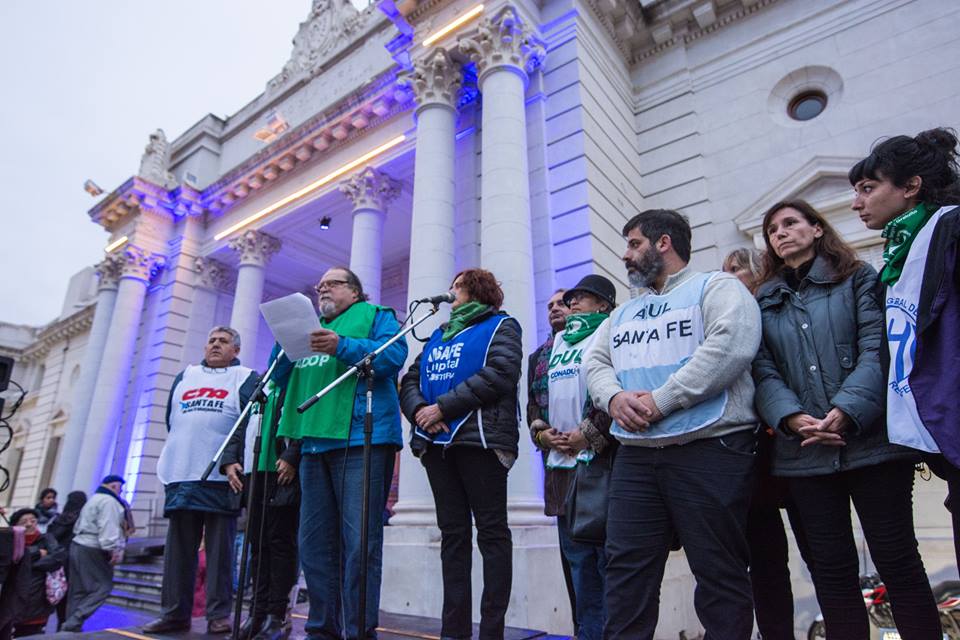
[157,363,253,484]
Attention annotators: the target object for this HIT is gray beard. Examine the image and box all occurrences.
[627,247,664,289]
[319,300,337,319]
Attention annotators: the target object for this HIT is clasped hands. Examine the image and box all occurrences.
[785,407,850,447]
[538,426,588,456]
[224,459,297,494]
[608,390,663,432]
[415,403,449,435]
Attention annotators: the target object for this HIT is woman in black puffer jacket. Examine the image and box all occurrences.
[752,199,938,640]
[400,268,522,640]
[10,508,66,637]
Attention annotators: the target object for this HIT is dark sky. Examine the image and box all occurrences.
[0,1,316,325]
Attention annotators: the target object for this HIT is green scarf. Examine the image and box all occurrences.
[442,301,490,341]
[276,301,379,440]
[562,312,608,344]
[880,202,934,286]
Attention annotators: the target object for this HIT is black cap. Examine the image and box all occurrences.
[563,274,617,309]
[101,474,126,486]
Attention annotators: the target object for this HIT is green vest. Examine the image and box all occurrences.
[276,301,379,440]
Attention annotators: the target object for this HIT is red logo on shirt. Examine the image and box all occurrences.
[182,388,229,400]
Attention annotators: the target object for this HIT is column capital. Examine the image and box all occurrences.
[339,167,402,213]
[458,5,545,84]
[95,254,125,291]
[228,229,281,268]
[193,256,233,292]
[119,245,166,283]
[398,47,463,113]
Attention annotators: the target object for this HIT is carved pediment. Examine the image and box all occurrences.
[734,155,880,249]
[267,0,380,93]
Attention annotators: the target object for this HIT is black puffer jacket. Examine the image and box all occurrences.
[401,308,523,456]
[19,532,65,622]
[752,256,917,476]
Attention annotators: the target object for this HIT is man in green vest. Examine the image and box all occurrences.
[270,267,407,640]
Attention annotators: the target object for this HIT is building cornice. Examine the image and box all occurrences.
[201,70,415,215]
[580,0,779,66]
[19,304,95,364]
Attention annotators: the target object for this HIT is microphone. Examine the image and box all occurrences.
[417,292,456,305]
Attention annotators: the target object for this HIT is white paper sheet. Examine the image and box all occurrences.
[259,293,322,361]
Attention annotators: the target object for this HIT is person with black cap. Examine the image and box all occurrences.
[534,274,618,640]
[61,475,128,632]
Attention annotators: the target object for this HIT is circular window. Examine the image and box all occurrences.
[788,91,827,121]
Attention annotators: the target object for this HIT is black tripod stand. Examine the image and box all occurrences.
[295,301,441,638]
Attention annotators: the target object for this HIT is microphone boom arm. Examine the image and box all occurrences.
[297,301,442,414]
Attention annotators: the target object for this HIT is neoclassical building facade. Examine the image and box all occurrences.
[3,0,959,635]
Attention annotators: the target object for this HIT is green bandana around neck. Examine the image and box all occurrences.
[276,301,379,440]
[442,301,490,341]
[562,312,608,344]
[880,202,934,286]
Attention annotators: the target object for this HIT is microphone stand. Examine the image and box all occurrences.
[200,350,285,640]
[296,302,441,637]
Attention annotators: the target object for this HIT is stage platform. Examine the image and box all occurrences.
[39,604,564,640]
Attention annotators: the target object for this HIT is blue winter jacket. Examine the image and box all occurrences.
[269,307,408,454]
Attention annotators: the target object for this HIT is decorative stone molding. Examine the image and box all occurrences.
[193,256,233,292]
[267,0,380,94]
[339,167,402,212]
[137,129,178,190]
[398,47,463,113]
[120,245,167,283]
[95,254,125,291]
[204,71,414,215]
[19,306,95,364]
[228,229,282,268]
[458,6,545,83]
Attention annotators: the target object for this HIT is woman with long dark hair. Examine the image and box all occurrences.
[752,199,939,639]
[850,127,960,573]
[400,268,522,640]
[48,491,87,631]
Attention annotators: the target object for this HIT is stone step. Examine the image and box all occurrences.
[113,575,162,595]
[107,587,162,613]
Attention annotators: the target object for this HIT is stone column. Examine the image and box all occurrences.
[228,229,280,353]
[461,7,548,524]
[391,48,463,526]
[53,255,124,492]
[340,167,401,304]
[73,245,166,492]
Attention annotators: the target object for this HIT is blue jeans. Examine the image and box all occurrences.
[299,445,396,640]
[557,515,606,640]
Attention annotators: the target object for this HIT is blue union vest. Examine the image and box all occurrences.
[608,271,727,441]
[417,314,506,445]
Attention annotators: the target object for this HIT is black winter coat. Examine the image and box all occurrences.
[221,385,302,508]
[19,532,65,622]
[752,256,917,476]
[401,308,523,456]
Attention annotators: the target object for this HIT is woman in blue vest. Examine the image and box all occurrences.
[400,268,523,640]
[752,199,939,639]
[850,127,960,575]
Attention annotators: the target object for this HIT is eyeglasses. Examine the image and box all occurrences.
[314,279,349,293]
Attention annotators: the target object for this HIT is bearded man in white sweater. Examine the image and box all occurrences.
[585,209,762,639]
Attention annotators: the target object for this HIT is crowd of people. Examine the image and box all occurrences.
[3,477,133,637]
[8,125,957,640]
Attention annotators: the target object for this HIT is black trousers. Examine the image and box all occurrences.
[603,431,756,639]
[788,462,940,640]
[160,510,237,622]
[421,446,511,640]
[246,474,300,619]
